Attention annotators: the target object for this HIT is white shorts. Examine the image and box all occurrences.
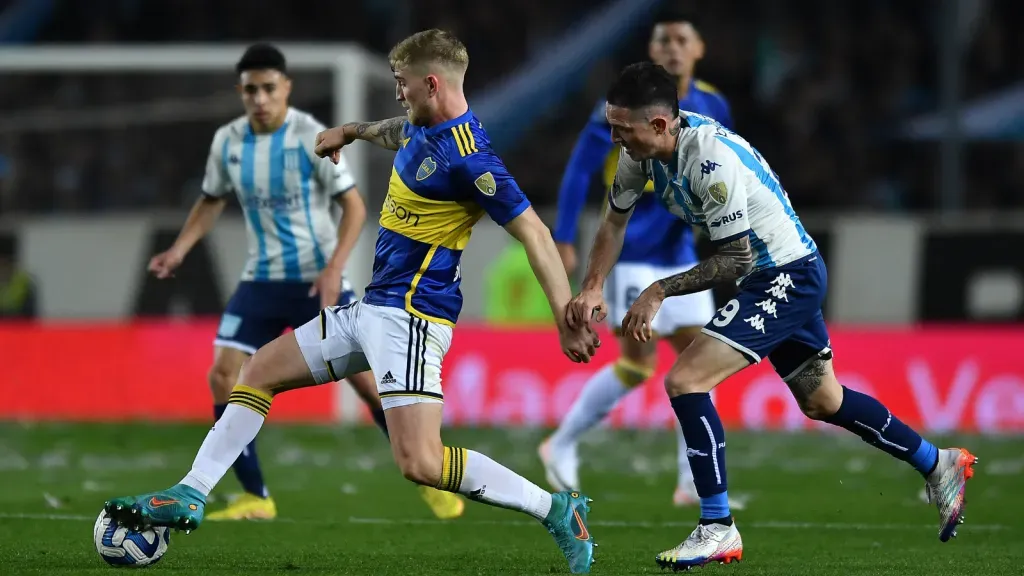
[604,262,716,335]
[293,301,453,410]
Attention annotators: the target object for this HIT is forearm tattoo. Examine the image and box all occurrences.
[343,116,405,150]
[786,358,829,402]
[656,235,754,297]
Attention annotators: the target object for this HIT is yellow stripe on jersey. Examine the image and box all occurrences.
[380,167,484,250]
[451,122,477,157]
[459,123,478,154]
[404,243,455,327]
[451,126,467,156]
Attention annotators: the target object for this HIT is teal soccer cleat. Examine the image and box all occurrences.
[542,491,595,574]
[104,484,206,534]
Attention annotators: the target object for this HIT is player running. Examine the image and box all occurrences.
[106,30,600,574]
[145,43,462,522]
[540,9,742,510]
[567,62,977,570]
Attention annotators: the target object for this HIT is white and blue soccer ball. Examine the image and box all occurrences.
[93,509,170,567]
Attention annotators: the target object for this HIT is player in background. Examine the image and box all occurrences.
[145,43,463,522]
[568,63,977,570]
[542,9,741,510]
[107,30,600,574]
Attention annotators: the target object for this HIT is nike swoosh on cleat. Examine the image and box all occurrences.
[571,506,589,541]
[149,497,180,507]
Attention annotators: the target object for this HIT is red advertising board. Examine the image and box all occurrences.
[2,321,1022,432]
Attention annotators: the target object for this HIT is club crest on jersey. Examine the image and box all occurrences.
[284,148,302,171]
[474,171,497,196]
[708,182,728,204]
[416,157,437,181]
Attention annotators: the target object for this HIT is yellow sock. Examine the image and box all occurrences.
[437,446,467,493]
[612,358,655,388]
[227,385,273,417]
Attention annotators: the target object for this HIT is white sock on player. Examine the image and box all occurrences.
[180,396,268,497]
[550,364,631,450]
[440,447,552,520]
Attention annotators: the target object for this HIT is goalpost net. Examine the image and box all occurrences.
[0,43,400,423]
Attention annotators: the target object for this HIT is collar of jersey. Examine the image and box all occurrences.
[422,108,474,135]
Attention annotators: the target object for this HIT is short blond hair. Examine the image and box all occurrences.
[388,29,469,76]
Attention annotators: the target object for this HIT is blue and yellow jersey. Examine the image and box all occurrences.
[362,109,530,326]
[552,79,732,267]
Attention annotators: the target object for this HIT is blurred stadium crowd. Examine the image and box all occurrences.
[0,0,1021,214]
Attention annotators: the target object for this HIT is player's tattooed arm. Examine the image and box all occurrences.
[342,117,405,150]
[656,235,754,297]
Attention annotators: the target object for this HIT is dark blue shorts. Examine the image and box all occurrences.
[214,281,357,354]
[701,252,832,380]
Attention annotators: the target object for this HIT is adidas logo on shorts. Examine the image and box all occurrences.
[380,371,397,385]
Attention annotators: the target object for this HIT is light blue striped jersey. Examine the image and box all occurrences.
[609,111,816,273]
[202,108,357,282]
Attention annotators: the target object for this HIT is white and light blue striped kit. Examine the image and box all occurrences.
[203,108,357,282]
[610,110,817,273]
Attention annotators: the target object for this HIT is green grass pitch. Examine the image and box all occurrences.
[0,422,1020,575]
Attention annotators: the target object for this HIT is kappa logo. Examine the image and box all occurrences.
[700,160,721,175]
[380,371,397,385]
[755,299,778,318]
[745,314,766,333]
[416,157,437,181]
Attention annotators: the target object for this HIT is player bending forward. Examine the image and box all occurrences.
[106,30,600,574]
[541,8,743,510]
[566,62,976,570]
[146,43,461,522]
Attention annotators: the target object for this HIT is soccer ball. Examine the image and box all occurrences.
[93,510,170,567]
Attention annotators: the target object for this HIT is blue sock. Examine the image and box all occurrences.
[215,403,268,497]
[824,386,939,478]
[670,393,731,521]
[371,408,389,439]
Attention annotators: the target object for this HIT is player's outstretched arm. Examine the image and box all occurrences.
[580,208,629,295]
[341,117,405,150]
[315,117,406,161]
[504,207,575,327]
[504,207,599,363]
[567,149,643,329]
[148,195,227,279]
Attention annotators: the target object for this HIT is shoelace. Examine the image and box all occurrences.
[678,525,715,551]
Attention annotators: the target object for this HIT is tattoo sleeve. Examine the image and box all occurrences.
[656,235,754,297]
[342,116,406,151]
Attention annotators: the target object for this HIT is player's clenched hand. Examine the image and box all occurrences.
[309,267,343,310]
[622,283,665,343]
[314,127,351,165]
[147,248,184,279]
[559,323,601,364]
[566,289,607,330]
